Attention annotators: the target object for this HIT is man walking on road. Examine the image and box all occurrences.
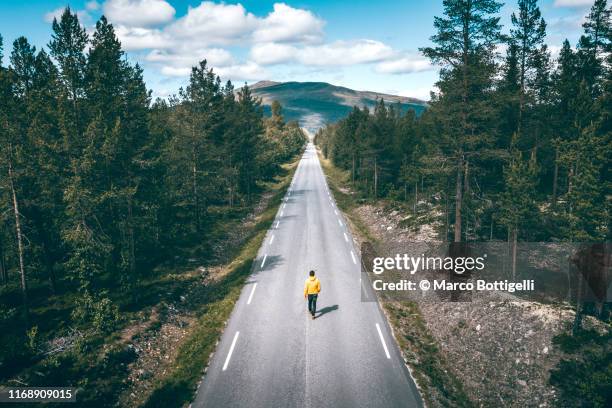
[304,270,321,319]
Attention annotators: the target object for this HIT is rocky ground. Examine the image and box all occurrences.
[350,203,579,407]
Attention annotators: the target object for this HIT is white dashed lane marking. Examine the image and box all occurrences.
[247,283,257,305]
[222,331,240,371]
[376,324,391,359]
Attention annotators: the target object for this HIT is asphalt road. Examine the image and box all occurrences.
[192,142,422,408]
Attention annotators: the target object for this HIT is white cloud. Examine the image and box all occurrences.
[251,40,396,67]
[548,44,563,60]
[549,15,586,32]
[86,1,100,11]
[103,0,175,27]
[44,7,65,23]
[146,47,235,69]
[160,59,266,82]
[160,66,192,77]
[216,61,268,82]
[250,43,298,65]
[43,1,426,88]
[44,7,91,24]
[167,2,258,45]
[554,0,594,7]
[115,26,172,50]
[299,40,394,66]
[253,3,324,43]
[375,56,432,74]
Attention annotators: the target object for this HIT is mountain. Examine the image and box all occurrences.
[248,81,427,132]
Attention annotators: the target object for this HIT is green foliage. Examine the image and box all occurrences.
[26,325,38,351]
[0,6,304,397]
[499,142,538,236]
[550,329,612,408]
[71,291,120,334]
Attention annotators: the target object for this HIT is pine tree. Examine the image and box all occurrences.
[269,100,284,130]
[509,0,547,139]
[565,129,607,242]
[184,59,222,229]
[235,84,264,202]
[575,0,611,96]
[49,7,88,154]
[10,37,36,96]
[498,42,521,147]
[551,40,578,205]
[85,16,125,125]
[500,139,538,279]
[26,50,63,293]
[421,0,503,242]
[4,37,39,321]
[0,33,9,287]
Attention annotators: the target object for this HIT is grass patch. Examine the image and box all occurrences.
[317,151,376,243]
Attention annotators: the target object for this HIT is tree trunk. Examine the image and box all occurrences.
[464,160,470,195]
[31,213,57,295]
[572,270,584,335]
[351,153,355,185]
[8,158,28,323]
[454,156,463,243]
[192,148,200,232]
[414,180,418,213]
[445,189,449,241]
[373,157,378,199]
[552,147,559,206]
[127,195,136,276]
[0,235,7,285]
[43,243,57,295]
[511,227,518,281]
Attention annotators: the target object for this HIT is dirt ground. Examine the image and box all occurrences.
[351,204,577,407]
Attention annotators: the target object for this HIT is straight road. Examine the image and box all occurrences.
[192,142,422,407]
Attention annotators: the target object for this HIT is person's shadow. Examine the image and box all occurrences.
[316,304,339,318]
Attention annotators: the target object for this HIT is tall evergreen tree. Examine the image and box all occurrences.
[551,40,578,205]
[500,139,538,279]
[235,84,264,202]
[575,0,611,96]
[49,7,88,155]
[509,0,547,139]
[421,0,503,242]
[26,50,64,293]
[10,37,36,96]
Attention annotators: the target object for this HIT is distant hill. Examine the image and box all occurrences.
[248,81,427,132]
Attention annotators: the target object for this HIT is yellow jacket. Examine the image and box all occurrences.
[304,276,321,296]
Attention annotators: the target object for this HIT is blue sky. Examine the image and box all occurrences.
[0,0,596,100]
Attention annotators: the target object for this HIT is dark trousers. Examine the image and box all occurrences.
[307,294,318,315]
